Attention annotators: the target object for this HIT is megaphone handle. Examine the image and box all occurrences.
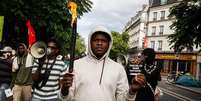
[68,59,74,73]
[69,67,73,73]
[38,57,46,70]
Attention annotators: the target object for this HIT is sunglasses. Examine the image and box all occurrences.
[48,46,57,49]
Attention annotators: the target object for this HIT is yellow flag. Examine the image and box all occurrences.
[0,16,4,42]
[67,1,77,26]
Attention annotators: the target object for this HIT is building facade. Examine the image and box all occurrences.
[147,3,174,51]
[124,0,201,81]
[124,5,149,56]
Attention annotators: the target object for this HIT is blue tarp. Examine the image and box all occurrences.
[175,74,200,87]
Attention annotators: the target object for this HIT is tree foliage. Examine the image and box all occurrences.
[75,34,86,56]
[0,0,92,55]
[109,31,129,60]
[168,0,201,52]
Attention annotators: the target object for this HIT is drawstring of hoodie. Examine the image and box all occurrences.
[99,58,106,85]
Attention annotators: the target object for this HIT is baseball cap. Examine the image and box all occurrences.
[1,46,13,52]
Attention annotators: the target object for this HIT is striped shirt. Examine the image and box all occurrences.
[32,56,67,100]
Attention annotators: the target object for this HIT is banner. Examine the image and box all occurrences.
[0,16,4,42]
[143,35,148,48]
[26,20,36,48]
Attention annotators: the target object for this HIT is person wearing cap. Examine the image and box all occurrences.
[0,46,13,59]
[60,25,146,101]
[0,46,13,100]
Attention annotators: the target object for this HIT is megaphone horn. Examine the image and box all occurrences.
[30,41,47,58]
[117,54,128,67]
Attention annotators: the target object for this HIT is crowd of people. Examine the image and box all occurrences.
[0,25,162,101]
[0,39,68,101]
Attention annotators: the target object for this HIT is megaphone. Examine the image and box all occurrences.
[30,41,47,58]
[117,54,128,67]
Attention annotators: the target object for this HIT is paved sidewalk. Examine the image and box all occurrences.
[162,76,201,94]
[174,84,201,94]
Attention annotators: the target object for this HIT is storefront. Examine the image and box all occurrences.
[155,52,197,77]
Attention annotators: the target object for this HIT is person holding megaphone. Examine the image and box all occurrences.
[31,39,67,101]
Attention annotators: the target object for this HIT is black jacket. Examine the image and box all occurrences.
[0,59,12,84]
[126,63,161,101]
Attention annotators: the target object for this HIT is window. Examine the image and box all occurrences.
[151,41,155,49]
[161,11,165,20]
[161,0,167,5]
[152,26,156,35]
[137,39,139,45]
[159,25,164,35]
[153,12,157,21]
[158,40,163,51]
[144,26,147,32]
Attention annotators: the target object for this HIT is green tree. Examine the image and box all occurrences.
[168,0,201,52]
[109,31,129,60]
[0,0,92,55]
[75,34,86,56]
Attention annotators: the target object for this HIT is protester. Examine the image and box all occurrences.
[60,25,146,101]
[0,46,13,100]
[131,48,162,101]
[31,39,67,101]
[12,43,33,101]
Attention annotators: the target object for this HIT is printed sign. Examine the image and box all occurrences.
[127,64,142,76]
[4,88,13,98]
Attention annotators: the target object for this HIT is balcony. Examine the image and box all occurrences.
[151,33,156,36]
[160,17,165,20]
[158,48,162,51]
[159,32,163,35]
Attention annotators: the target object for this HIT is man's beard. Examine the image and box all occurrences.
[18,52,24,57]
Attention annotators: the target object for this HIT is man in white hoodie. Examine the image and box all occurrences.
[60,25,146,101]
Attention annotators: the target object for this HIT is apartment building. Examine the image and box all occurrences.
[124,0,201,80]
[123,5,149,56]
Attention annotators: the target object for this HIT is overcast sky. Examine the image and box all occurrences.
[77,0,148,44]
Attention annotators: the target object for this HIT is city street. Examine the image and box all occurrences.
[158,77,201,101]
[1,0,201,100]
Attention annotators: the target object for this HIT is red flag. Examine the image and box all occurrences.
[143,34,148,48]
[26,20,36,48]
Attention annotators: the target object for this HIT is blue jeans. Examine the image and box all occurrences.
[0,83,9,101]
[32,97,60,101]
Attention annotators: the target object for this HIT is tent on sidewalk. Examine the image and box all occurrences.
[175,74,200,87]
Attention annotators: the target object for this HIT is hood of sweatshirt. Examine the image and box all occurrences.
[87,25,113,61]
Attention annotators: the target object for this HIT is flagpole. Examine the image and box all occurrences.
[69,20,77,73]
[67,0,78,73]
[60,1,77,96]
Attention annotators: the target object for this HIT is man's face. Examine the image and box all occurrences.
[91,33,110,59]
[18,45,26,56]
[2,52,12,59]
[47,42,58,57]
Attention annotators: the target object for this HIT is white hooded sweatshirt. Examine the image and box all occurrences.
[61,26,136,101]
